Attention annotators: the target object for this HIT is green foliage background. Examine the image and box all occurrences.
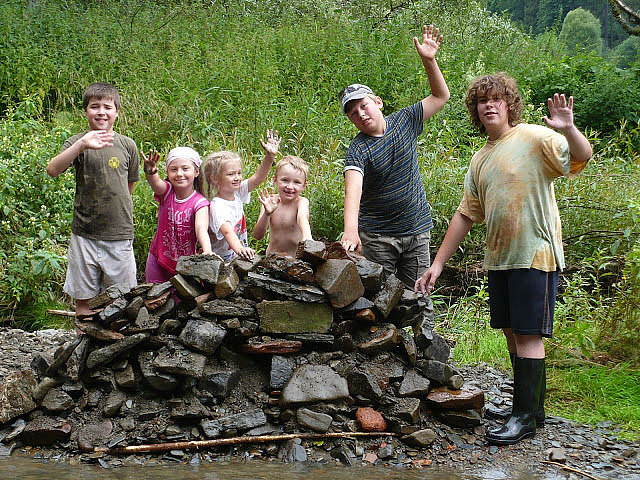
[0,0,639,366]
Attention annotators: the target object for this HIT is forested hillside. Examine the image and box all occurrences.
[487,0,638,46]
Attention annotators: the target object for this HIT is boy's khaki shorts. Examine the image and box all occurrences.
[360,230,431,289]
[63,233,137,300]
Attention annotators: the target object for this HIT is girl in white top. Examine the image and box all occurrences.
[204,130,280,261]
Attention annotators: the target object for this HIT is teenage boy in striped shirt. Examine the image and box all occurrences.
[339,24,449,288]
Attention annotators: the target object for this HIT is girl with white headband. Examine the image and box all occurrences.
[141,147,212,283]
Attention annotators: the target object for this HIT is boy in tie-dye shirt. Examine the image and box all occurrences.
[415,73,592,446]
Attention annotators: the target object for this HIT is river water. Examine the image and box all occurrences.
[0,454,550,479]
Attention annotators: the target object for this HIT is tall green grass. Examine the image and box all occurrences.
[0,0,639,358]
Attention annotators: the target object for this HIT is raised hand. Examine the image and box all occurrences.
[141,149,161,175]
[258,187,281,216]
[259,129,281,157]
[413,24,443,62]
[543,93,575,132]
[82,130,114,150]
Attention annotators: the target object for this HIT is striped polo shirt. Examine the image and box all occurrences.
[344,102,432,236]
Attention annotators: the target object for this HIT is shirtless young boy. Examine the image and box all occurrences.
[253,155,312,257]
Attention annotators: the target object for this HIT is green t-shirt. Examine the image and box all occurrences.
[458,123,587,272]
[63,131,140,241]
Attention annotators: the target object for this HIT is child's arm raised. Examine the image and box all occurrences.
[247,129,281,192]
[219,222,255,259]
[46,130,114,177]
[195,206,212,255]
[414,24,450,121]
[141,150,168,197]
[297,196,312,241]
[543,94,592,163]
[253,187,280,240]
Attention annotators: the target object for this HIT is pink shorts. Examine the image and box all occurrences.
[145,252,174,284]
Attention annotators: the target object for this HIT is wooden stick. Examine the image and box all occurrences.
[541,460,606,480]
[96,431,397,455]
[46,309,77,317]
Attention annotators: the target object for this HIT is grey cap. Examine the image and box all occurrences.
[339,83,374,114]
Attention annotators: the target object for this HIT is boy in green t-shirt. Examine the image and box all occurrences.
[47,82,139,317]
[415,73,592,445]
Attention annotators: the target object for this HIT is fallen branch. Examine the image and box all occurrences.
[46,309,76,317]
[95,431,398,455]
[541,460,606,480]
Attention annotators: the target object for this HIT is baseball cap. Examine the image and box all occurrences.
[339,83,374,114]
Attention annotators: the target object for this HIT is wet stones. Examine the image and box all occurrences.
[154,343,207,378]
[21,417,72,446]
[280,365,349,405]
[398,369,431,398]
[426,384,484,410]
[0,369,37,423]
[86,333,149,370]
[40,387,75,413]
[372,274,404,319]
[296,239,328,266]
[402,428,437,447]
[138,351,180,392]
[88,283,131,310]
[315,259,365,308]
[347,368,384,401]
[238,339,302,355]
[179,319,227,354]
[259,253,316,284]
[170,274,204,299]
[296,407,333,432]
[7,242,485,457]
[270,355,296,390]
[199,297,256,317]
[416,359,463,389]
[257,300,333,333]
[246,272,327,303]
[200,408,267,438]
[77,420,113,452]
[198,365,241,399]
[176,254,225,285]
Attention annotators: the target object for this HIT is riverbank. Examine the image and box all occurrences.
[1,327,638,478]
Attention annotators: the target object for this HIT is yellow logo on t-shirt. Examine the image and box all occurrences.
[109,156,120,169]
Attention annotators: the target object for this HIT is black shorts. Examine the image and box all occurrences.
[488,268,559,338]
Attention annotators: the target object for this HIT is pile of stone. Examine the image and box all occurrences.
[0,240,484,458]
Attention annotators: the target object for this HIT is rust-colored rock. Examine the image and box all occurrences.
[356,407,387,432]
[237,339,303,354]
[326,242,366,262]
[426,384,484,410]
[144,290,171,311]
[295,239,328,266]
[74,319,124,341]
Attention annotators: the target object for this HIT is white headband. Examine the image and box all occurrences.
[166,147,202,169]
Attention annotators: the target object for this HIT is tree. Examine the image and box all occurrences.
[613,35,640,66]
[609,0,640,36]
[559,7,604,55]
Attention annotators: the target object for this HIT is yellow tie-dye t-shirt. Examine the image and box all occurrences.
[458,123,587,272]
